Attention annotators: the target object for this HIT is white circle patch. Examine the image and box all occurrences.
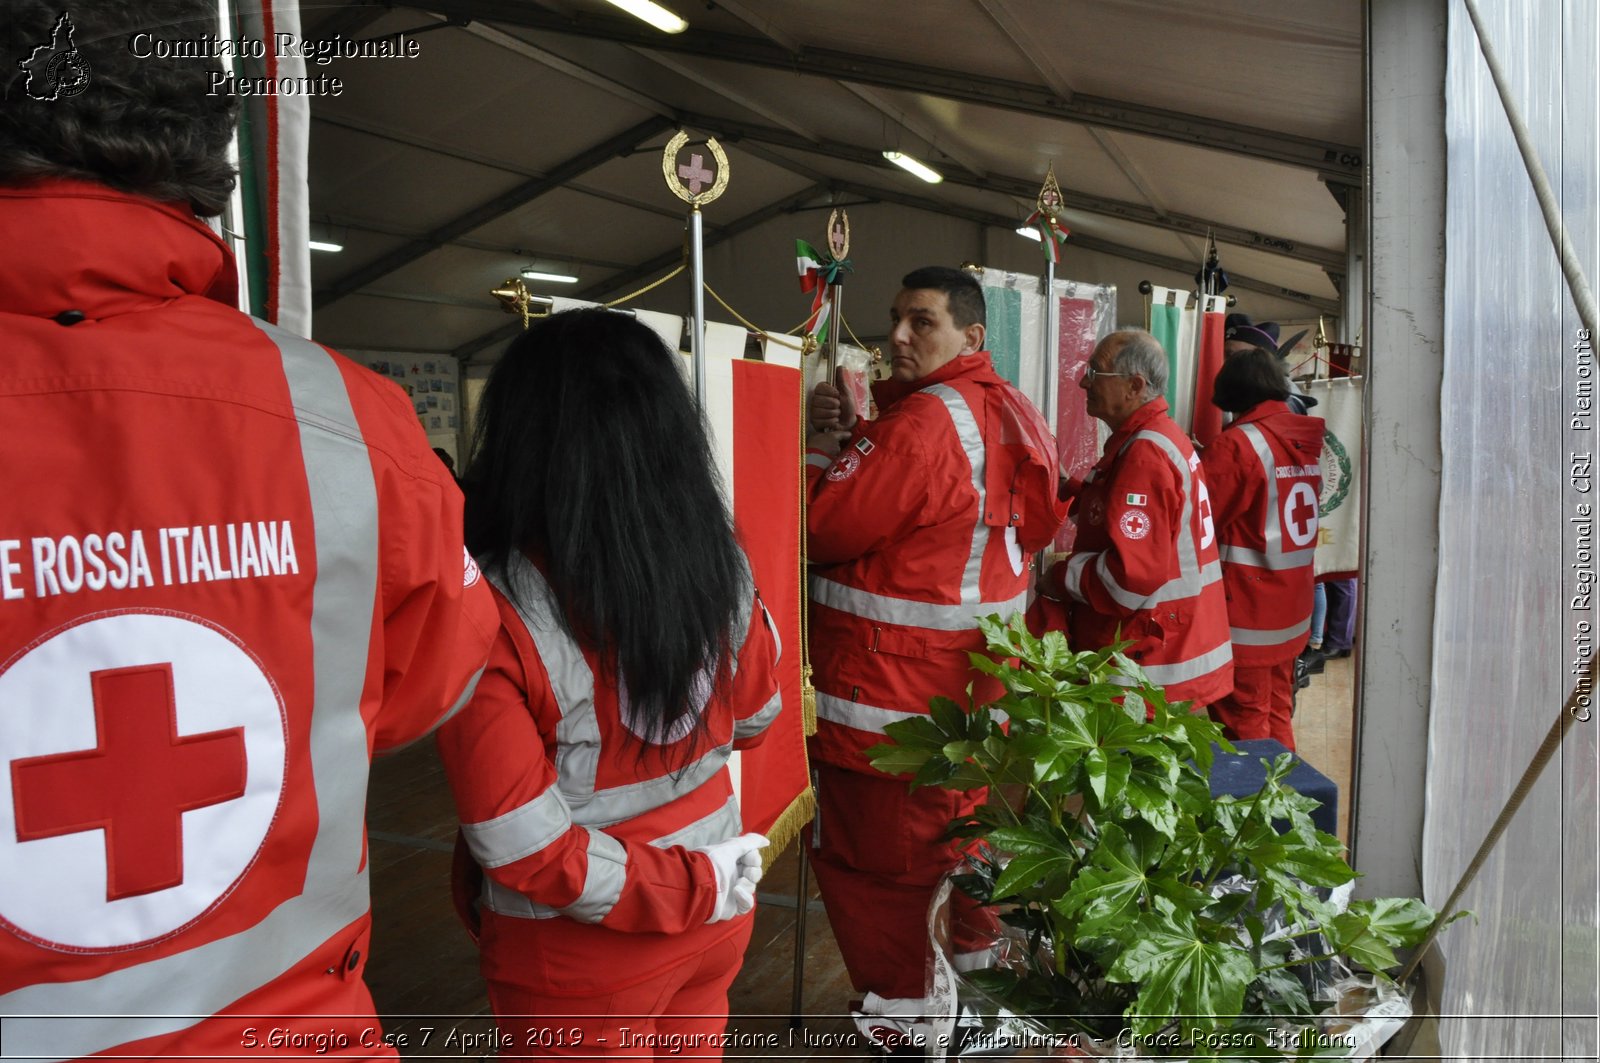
[826,450,862,482]
[0,611,286,951]
[1118,508,1152,540]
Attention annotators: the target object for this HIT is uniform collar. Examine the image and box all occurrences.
[1231,399,1292,426]
[872,350,1000,410]
[1102,396,1171,454]
[0,178,238,321]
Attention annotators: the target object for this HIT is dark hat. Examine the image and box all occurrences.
[1224,313,1280,352]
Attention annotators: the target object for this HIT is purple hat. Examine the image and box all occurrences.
[1224,313,1280,351]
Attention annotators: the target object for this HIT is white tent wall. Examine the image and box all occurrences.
[1425,0,1598,1057]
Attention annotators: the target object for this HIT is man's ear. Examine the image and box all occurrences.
[963,322,985,355]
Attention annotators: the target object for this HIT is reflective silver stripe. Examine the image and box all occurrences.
[489,554,736,828]
[462,787,572,869]
[481,796,740,921]
[651,794,742,850]
[1219,543,1316,570]
[479,830,629,923]
[1064,551,1093,604]
[809,577,1027,631]
[0,322,382,1060]
[1140,640,1234,686]
[815,691,922,735]
[1231,615,1313,646]
[1217,425,1317,572]
[1126,430,1199,582]
[809,384,1021,637]
[430,665,486,734]
[1093,556,1223,613]
[806,452,833,470]
[734,690,783,740]
[925,383,990,613]
[560,830,628,922]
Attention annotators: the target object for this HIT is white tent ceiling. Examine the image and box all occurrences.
[302,0,1362,362]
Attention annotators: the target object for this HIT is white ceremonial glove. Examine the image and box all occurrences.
[696,832,770,924]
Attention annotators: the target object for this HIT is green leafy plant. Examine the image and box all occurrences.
[868,615,1456,1058]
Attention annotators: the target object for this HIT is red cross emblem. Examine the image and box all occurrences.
[678,153,715,194]
[1283,482,1319,547]
[12,664,247,901]
[0,611,285,950]
[1118,508,1152,540]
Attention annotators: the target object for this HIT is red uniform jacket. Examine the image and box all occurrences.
[0,182,498,1060]
[436,550,781,935]
[1050,398,1234,707]
[805,353,1065,772]
[1202,401,1325,665]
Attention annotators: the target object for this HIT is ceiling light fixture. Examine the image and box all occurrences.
[521,268,579,284]
[600,0,688,33]
[882,150,943,184]
[308,240,343,253]
[1015,226,1041,242]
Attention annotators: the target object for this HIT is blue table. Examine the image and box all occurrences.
[1208,738,1339,838]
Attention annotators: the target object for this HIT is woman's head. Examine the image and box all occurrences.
[1211,345,1291,414]
[466,309,745,747]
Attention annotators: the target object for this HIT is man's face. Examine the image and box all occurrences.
[1080,335,1146,428]
[887,288,982,383]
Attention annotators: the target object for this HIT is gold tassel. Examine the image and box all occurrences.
[800,665,818,737]
[759,787,817,873]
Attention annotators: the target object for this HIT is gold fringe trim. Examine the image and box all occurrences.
[760,786,817,873]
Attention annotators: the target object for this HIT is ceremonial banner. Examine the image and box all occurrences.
[978,269,1116,552]
[1147,285,1206,432]
[1306,376,1363,577]
[1191,295,1228,447]
[234,0,310,334]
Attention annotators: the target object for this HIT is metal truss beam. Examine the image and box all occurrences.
[677,112,1344,272]
[315,114,674,311]
[395,1,1362,179]
[824,178,1341,316]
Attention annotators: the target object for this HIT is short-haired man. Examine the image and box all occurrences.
[0,3,496,1057]
[805,266,1064,1032]
[1041,328,1234,709]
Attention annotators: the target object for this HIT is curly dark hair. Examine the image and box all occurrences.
[1,0,240,215]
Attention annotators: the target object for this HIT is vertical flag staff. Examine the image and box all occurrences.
[795,209,853,377]
[663,130,731,407]
[1026,164,1070,427]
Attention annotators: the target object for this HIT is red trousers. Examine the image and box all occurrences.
[808,762,993,1001]
[478,910,753,1060]
[1209,659,1296,750]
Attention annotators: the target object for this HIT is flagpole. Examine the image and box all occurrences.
[822,207,850,383]
[661,130,730,410]
[689,205,708,406]
[1031,165,1066,430]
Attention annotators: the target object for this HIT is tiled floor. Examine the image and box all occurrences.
[363,658,1357,1058]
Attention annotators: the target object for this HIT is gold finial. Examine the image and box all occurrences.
[826,207,850,261]
[491,277,536,329]
[1036,162,1064,221]
[662,130,730,208]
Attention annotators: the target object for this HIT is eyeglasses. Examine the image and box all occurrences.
[1083,365,1132,383]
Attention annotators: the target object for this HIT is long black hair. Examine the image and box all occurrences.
[465,309,746,747]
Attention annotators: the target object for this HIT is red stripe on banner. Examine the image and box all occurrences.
[730,360,810,840]
[1054,297,1102,552]
[261,2,281,324]
[1192,306,1226,447]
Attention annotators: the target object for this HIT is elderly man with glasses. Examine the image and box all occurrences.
[1039,328,1234,713]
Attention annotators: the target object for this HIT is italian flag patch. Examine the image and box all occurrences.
[1125,493,1148,505]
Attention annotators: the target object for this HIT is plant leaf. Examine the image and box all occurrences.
[992,850,1076,900]
[1106,910,1255,1038]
